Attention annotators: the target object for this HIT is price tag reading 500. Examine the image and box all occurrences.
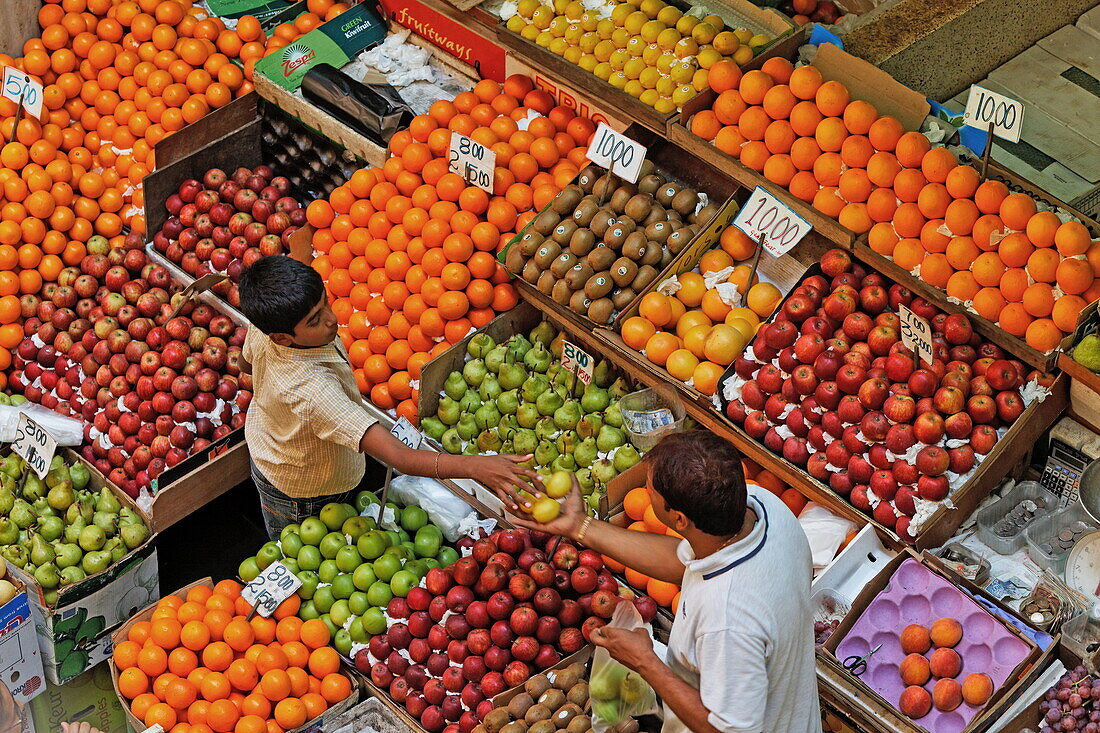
[12,413,56,479]
[2,68,43,119]
[241,561,302,617]
[390,416,422,449]
[449,132,495,193]
[560,341,593,385]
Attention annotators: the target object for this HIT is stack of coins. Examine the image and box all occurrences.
[992,498,1047,538]
[1037,520,1095,556]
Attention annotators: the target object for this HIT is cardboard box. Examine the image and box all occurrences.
[27,662,129,733]
[379,0,506,80]
[0,576,45,705]
[110,578,360,732]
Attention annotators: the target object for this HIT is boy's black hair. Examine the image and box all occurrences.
[239,256,326,335]
[646,430,747,536]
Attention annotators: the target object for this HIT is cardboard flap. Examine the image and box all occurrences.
[813,42,929,132]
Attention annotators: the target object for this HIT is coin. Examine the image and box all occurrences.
[1059,529,1075,542]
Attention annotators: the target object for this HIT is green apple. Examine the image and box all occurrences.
[362,606,387,635]
[349,591,370,616]
[354,491,379,513]
[356,530,389,560]
[352,563,377,591]
[313,586,335,614]
[322,615,338,638]
[280,523,301,541]
[333,628,353,657]
[298,600,319,620]
[279,532,304,558]
[331,574,355,600]
[366,581,392,608]
[335,545,362,573]
[319,532,346,560]
[238,556,260,582]
[389,570,418,597]
[319,503,351,531]
[348,617,369,643]
[256,542,282,570]
[413,525,442,558]
[329,599,351,627]
[299,517,327,546]
[400,506,428,532]
[341,516,371,541]
[281,557,299,574]
[297,545,321,571]
[437,547,459,567]
[296,570,318,600]
[318,560,339,584]
[404,559,428,579]
[372,554,401,582]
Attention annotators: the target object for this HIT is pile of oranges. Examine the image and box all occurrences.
[304,75,596,421]
[689,57,1099,353]
[114,579,353,733]
[619,225,781,396]
[229,0,353,81]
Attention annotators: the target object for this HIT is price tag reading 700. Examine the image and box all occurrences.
[12,413,56,479]
[2,68,43,119]
[560,341,593,385]
[241,561,302,617]
[448,132,495,193]
[898,304,934,366]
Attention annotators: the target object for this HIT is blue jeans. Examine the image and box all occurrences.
[251,460,354,540]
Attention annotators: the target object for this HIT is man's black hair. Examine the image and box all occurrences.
[239,256,325,335]
[647,430,747,536]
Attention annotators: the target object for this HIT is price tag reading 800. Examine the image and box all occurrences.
[2,68,43,119]
[733,186,812,257]
[12,413,56,479]
[898,304,934,366]
[560,341,593,385]
[448,132,495,193]
[241,561,302,617]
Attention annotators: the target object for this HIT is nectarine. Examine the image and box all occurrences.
[962,672,993,706]
[898,685,932,719]
[898,653,931,686]
[933,678,963,711]
[929,617,963,648]
[929,647,962,679]
[899,623,931,654]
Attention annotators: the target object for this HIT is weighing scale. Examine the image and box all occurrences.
[1064,530,1100,619]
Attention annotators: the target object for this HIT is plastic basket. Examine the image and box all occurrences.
[1025,501,1098,573]
[618,384,686,451]
[976,481,1058,555]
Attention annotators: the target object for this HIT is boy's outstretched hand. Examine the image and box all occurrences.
[509,477,586,539]
[468,454,544,514]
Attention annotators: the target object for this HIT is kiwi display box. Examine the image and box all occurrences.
[500,125,742,332]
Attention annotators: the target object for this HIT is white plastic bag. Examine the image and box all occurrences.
[798,502,857,570]
[590,602,660,732]
[0,403,84,445]
[386,474,478,542]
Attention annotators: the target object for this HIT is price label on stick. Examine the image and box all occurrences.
[585,123,646,184]
[448,132,495,192]
[560,341,593,385]
[390,416,422,449]
[898,304,934,366]
[2,68,42,119]
[733,186,812,257]
[963,84,1024,143]
[12,413,56,479]
[241,561,302,617]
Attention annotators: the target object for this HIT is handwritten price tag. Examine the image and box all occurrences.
[390,416,422,449]
[448,132,495,192]
[585,123,645,183]
[560,341,593,385]
[241,561,301,617]
[2,68,42,119]
[963,84,1024,143]
[898,304,934,366]
[733,186,812,257]
[12,413,56,479]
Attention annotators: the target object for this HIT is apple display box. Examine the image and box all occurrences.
[27,661,130,733]
[0,575,46,705]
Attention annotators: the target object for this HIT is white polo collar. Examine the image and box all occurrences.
[674,494,770,581]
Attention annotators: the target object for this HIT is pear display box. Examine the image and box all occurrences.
[3,448,159,685]
[0,571,46,704]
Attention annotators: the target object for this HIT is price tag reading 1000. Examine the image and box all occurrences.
[733,186,812,257]
[561,341,593,385]
[241,561,302,617]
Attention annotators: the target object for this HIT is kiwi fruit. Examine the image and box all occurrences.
[611,257,639,286]
[552,185,583,214]
[632,264,658,292]
[525,703,553,725]
[672,187,698,216]
[621,232,647,261]
[505,245,526,275]
[693,202,721,225]
[518,230,544,256]
[537,270,556,295]
[566,714,592,733]
[521,260,541,284]
[666,226,695,254]
[660,247,675,267]
[639,160,656,178]
[587,297,614,323]
[565,262,594,290]
[552,219,578,246]
[537,688,566,710]
[508,693,535,718]
[551,279,573,305]
[637,173,662,196]
[645,219,673,244]
[654,182,679,207]
[589,210,616,238]
[643,206,668,227]
[550,251,578,277]
[611,286,636,309]
[525,675,551,697]
[592,174,616,199]
[568,228,596,257]
[569,290,591,314]
[577,166,600,193]
[555,703,584,725]
[586,245,616,272]
[584,272,613,299]
[533,242,561,269]
[641,241,663,266]
[566,681,589,706]
[527,721,555,733]
[603,223,630,250]
[534,210,561,236]
[483,708,511,733]
[609,186,633,214]
[500,722,528,733]
[623,193,653,222]
[572,199,599,227]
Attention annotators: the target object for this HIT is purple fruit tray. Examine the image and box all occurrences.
[834,559,1031,733]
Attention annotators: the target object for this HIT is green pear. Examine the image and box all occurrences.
[64,517,86,544]
[38,515,64,542]
[437,396,461,426]
[498,363,527,391]
[551,453,577,472]
[459,390,482,414]
[474,403,501,431]
[499,414,519,434]
[523,342,552,373]
[550,331,566,358]
[441,428,463,455]
[92,511,118,536]
[0,518,18,545]
[597,425,627,452]
[546,363,561,382]
[484,344,507,374]
[30,533,55,566]
[521,374,550,403]
[0,485,13,514]
[496,389,520,415]
[462,359,488,387]
[76,495,95,522]
[513,428,538,456]
[32,498,55,518]
[81,550,110,575]
[586,492,602,512]
[556,430,578,455]
[467,333,495,359]
[577,414,603,439]
[574,437,598,468]
[120,522,149,550]
[534,440,559,467]
[613,445,642,472]
[78,524,105,552]
[580,385,610,413]
[592,359,613,388]
[22,474,45,502]
[60,566,86,585]
[517,402,540,429]
[456,413,478,442]
[118,507,141,526]
[609,377,631,399]
[105,536,127,562]
[9,500,34,529]
[528,321,555,347]
[70,462,90,491]
[54,543,82,569]
[535,417,557,441]
[592,458,618,484]
[95,487,121,514]
[444,372,468,400]
[477,429,503,453]
[604,401,624,428]
[576,467,595,492]
[478,376,502,402]
[462,442,479,455]
[2,545,27,568]
[554,400,582,430]
[0,454,22,479]
[536,389,564,416]
[421,417,446,441]
[34,562,60,589]
[500,439,514,455]
[506,334,532,362]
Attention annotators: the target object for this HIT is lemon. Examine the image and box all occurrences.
[734,27,753,43]
[609,48,629,70]
[594,61,613,80]
[733,45,753,64]
[712,30,738,54]
[531,6,554,29]
[564,24,584,42]
[675,14,697,34]
[564,1,584,19]
[654,97,677,113]
[655,27,681,50]
[609,71,629,89]
[551,37,570,54]
[656,5,681,26]
[655,75,675,96]
[506,15,526,32]
[536,30,554,46]
[593,39,615,61]
[521,23,541,40]
[516,0,540,18]
[624,80,645,97]
[670,60,696,83]
[672,83,697,105]
[696,47,721,68]
[553,0,569,14]
[749,33,771,48]
[626,35,647,56]
[611,3,634,23]
[626,0,644,8]
[580,11,599,30]
[691,22,717,44]
[641,42,662,64]
[703,14,724,31]
[611,28,631,47]
[640,19,666,43]
[674,37,698,58]
[549,16,568,36]
[622,10,647,33]
[639,0,664,19]
[692,68,710,91]
[579,32,600,52]
[578,53,599,71]
[655,50,677,73]
[564,45,583,63]
[596,19,615,38]
[623,57,646,79]
[640,88,660,106]
[638,66,661,88]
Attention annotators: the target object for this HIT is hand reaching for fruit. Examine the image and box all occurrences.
[469,454,545,513]
[509,478,588,540]
[591,625,658,675]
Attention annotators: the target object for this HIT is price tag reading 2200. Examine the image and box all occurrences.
[449,132,495,193]
[241,561,302,617]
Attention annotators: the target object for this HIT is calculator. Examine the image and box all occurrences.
[1042,418,1100,506]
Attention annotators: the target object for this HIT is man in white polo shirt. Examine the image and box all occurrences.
[515,430,821,733]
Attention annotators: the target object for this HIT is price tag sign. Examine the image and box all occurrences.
[963,84,1024,143]
[560,341,593,385]
[2,68,43,119]
[585,123,645,184]
[142,726,165,733]
[448,132,495,192]
[733,186,812,257]
[390,416,422,449]
[12,413,56,479]
[241,561,302,617]
[898,304,934,366]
